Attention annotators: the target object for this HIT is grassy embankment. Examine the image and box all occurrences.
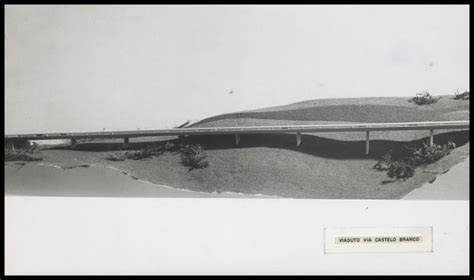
[5,95,470,199]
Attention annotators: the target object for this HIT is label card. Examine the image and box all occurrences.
[324,227,433,254]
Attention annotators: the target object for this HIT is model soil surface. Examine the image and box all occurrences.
[5,95,470,199]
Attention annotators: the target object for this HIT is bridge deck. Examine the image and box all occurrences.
[4,121,470,141]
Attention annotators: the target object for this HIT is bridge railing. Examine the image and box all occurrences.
[4,120,470,155]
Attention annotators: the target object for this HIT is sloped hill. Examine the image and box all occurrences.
[192,95,469,127]
[7,95,469,199]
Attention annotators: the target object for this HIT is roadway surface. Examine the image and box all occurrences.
[4,121,470,141]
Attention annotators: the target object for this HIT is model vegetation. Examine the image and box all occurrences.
[5,93,469,199]
[409,91,441,106]
[374,141,456,180]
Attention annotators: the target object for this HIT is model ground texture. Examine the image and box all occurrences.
[6,95,470,199]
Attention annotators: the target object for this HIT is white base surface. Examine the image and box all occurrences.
[403,158,469,200]
[5,197,469,275]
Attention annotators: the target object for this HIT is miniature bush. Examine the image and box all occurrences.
[453,90,469,100]
[376,141,456,180]
[373,151,392,171]
[409,91,440,105]
[135,142,178,157]
[124,149,154,160]
[104,150,151,161]
[387,160,415,180]
[140,145,163,157]
[27,142,40,153]
[104,153,126,161]
[104,142,179,161]
[103,141,210,170]
[162,141,176,152]
[406,141,455,165]
[5,150,42,162]
[180,144,209,169]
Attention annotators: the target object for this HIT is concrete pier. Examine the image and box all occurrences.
[365,130,370,155]
[429,129,434,146]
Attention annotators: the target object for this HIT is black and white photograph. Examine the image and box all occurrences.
[4,4,470,275]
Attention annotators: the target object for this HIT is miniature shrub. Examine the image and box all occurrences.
[4,150,42,162]
[124,149,154,160]
[27,142,40,153]
[409,91,440,105]
[104,150,152,161]
[103,142,210,170]
[162,141,176,151]
[180,144,209,169]
[133,142,177,158]
[387,160,415,180]
[406,141,455,165]
[140,145,163,157]
[373,151,393,171]
[376,141,456,180]
[454,90,469,100]
[104,153,126,161]
[104,142,178,161]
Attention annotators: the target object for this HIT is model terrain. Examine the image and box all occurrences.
[4,94,470,199]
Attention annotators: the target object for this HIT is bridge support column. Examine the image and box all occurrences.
[365,131,370,155]
[429,129,434,146]
[124,137,129,144]
[296,132,302,146]
[235,134,240,145]
[70,138,77,148]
